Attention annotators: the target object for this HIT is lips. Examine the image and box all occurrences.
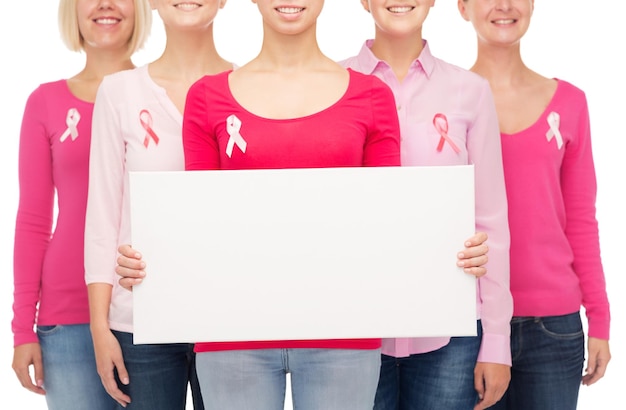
[93,17,121,25]
[388,6,415,13]
[276,7,305,14]
[175,2,201,10]
[492,19,516,24]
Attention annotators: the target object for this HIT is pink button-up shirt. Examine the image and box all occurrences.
[341,41,513,365]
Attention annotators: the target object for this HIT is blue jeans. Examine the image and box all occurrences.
[196,348,381,410]
[489,312,584,410]
[113,330,204,410]
[38,324,117,410]
[374,320,482,410]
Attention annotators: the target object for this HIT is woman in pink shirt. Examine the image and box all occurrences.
[11,0,151,409]
[85,0,233,408]
[458,1,611,408]
[342,1,512,409]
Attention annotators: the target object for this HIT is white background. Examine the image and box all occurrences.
[0,1,623,408]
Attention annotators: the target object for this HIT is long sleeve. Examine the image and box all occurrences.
[561,93,609,339]
[363,76,401,167]
[469,82,513,365]
[12,88,54,347]
[84,80,125,287]
[183,79,221,171]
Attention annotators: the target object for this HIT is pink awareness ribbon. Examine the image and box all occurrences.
[433,113,460,154]
[226,114,247,158]
[546,111,563,149]
[140,109,160,148]
[59,108,80,142]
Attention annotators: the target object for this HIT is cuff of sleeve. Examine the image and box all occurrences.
[14,331,39,348]
[587,319,610,340]
[477,332,511,366]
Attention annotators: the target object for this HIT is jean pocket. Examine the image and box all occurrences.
[36,325,61,335]
[537,314,584,339]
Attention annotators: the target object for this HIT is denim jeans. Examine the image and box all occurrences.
[196,348,381,410]
[489,312,584,410]
[113,330,204,410]
[374,320,482,410]
[37,324,117,410]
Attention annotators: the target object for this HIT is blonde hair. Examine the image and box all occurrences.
[58,0,152,55]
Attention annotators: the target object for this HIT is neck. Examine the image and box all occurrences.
[370,29,424,82]
[470,40,530,89]
[152,25,227,81]
[254,23,326,71]
[78,47,134,81]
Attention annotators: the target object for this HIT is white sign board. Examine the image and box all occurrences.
[130,166,476,344]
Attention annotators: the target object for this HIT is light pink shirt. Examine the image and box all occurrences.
[341,41,512,365]
[85,65,185,332]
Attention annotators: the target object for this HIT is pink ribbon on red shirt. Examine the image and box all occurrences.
[546,111,563,149]
[60,108,80,142]
[226,114,247,158]
[433,113,460,154]
[140,109,160,148]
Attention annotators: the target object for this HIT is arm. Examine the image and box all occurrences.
[363,76,401,167]
[561,90,610,383]
[12,87,53,394]
[467,81,512,409]
[183,78,221,171]
[88,283,131,406]
[116,77,219,290]
[84,80,131,406]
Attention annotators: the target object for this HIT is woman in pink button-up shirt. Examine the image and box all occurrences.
[342,1,513,409]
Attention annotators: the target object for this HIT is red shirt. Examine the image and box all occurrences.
[183,69,400,352]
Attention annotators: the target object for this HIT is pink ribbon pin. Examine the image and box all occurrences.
[226,115,247,158]
[140,109,160,148]
[59,108,80,142]
[546,111,563,149]
[433,113,460,154]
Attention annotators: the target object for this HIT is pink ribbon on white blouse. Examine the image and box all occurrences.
[546,111,563,149]
[59,108,80,142]
[226,115,247,158]
[433,113,460,153]
[140,109,160,148]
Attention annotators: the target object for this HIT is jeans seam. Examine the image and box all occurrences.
[282,349,290,373]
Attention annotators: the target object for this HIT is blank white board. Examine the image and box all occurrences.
[130,165,476,344]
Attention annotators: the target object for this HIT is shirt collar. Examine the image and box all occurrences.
[354,39,436,79]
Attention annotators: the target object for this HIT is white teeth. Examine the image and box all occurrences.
[388,6,414,13]
[493,19,515,24]
[95,18,119,25]
[175,3,200,10]
[276,7,304,14]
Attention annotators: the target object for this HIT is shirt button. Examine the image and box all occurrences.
[397,105,402,111]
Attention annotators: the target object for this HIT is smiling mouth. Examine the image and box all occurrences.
[175,3,201,10]
[276,7,305,14]
[492,19,516,24]
[94,18,120,25]
[388,6,415,13]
